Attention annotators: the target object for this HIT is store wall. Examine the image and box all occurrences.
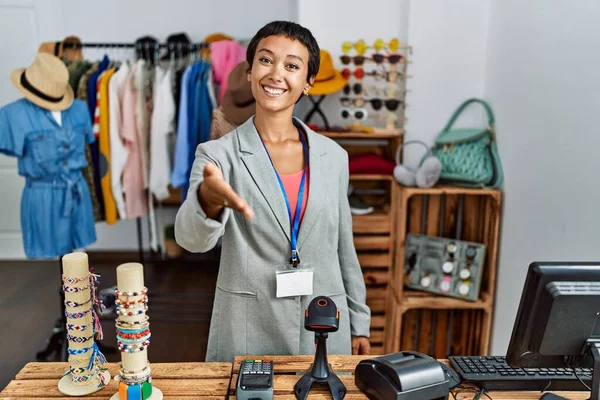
[484,0,600,355]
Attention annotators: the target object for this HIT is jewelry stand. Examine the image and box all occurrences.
[37,256,117,362]
[294,332,346,400]
[111,262,163,400]
[58,252,110,396]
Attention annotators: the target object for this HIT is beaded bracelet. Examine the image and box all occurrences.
[62,275,88,284]
[117,328,150,339]
[117,333,151,345]
[67,334,94,343]
[118,341,150,353]
[65,308,92,319]
[119,372,152,386]
[64,298,92,308]
[115,301,148,310]
[67,323,92,331]
[62,284,90,293]
[120,363,150,376]
[116,325,149,334]
[115,306,148,316]
[118,366,152,383]
[115,316,149,326]
[115,287,148,297]
[115,295,148,307]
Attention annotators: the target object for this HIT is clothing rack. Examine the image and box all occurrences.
[63,41,210,49]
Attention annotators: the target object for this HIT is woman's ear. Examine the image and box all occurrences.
[247,70,251,82]
[304,76,315,95]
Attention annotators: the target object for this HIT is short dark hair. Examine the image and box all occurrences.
[246,21,320,84]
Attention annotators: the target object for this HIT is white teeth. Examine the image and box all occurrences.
[264,86,285,95]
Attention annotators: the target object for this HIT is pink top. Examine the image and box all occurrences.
[280,168,309,223]
[120,64,148,219]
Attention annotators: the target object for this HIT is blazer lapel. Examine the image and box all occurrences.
[296,121,330,251]
[238,118,291,242]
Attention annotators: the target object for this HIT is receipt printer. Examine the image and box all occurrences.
[355,352,450,400]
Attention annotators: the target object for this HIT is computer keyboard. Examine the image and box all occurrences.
[449,356,593,391]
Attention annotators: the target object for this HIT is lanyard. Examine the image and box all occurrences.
[259,127,309,267]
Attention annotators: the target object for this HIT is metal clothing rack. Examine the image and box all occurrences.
[66,40,211,263]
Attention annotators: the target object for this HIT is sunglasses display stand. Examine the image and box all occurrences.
[339,38,409,136]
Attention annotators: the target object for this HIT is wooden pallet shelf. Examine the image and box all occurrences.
[384,185,502,358]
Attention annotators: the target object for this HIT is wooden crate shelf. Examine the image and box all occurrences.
[384,186,502,358]
[320,128,404,139]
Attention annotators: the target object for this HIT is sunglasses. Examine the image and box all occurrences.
[373,99,402,111]
[372,53,404,65]
[340,55,368,66]
[340,97,366,108]
[340,107,368,121]
[341,68,365,80]
[343,83,363,95]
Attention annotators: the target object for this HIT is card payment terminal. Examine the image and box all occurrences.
[236,359,274,400]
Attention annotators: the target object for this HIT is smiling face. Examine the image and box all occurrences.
[248,35,313,115]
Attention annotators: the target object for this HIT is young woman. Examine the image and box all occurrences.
[175,21,371,362]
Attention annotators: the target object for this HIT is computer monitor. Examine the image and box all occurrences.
[505,262,600,400]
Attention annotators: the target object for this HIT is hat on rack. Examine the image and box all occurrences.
[221,61,255,124]
[161,32,192,60]
[11,53,74,111]
[308,49,347,96]
[38,35,83,62]
[134,35,159,61]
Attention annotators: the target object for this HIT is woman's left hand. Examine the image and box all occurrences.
[351,336,371,355]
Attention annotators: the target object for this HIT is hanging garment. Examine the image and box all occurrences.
[0,99,96,258]
[134,59,153,189]
[107,62,130,220]
[75,62,104,222]
[121,63,148,219]
[99,68,117,224]
[150,66,175,201]
[210,40,246,104]
[87,56,110,218]
[170,64,193,191]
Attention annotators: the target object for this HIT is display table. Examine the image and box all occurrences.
[0,356,591,399]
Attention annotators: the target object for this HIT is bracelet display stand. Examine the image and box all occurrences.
[111,262,163,400]
[58,252,110,396]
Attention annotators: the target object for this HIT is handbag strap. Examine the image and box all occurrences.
[442,98,495,132]
[395,140,432,165]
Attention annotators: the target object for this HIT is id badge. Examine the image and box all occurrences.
[276,264,314,298]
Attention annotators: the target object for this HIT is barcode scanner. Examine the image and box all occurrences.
[305,296,340,332]
[294,296,347,400]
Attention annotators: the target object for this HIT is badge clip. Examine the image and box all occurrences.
[290,250,300,268]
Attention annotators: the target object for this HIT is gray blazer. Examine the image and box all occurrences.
[175,116,371,362]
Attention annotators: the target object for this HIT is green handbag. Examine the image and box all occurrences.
[430,98,503,188]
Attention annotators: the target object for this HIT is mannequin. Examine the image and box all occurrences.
[0,53,98,360]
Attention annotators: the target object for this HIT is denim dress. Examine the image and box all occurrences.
[0,98,97,258]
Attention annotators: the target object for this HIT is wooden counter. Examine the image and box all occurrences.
[0,357,591,399]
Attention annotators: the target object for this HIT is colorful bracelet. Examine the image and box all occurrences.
[69,367,88,375]
[62,284,90,293]
[115,295,148,307]
[71,373,92,383]
[118,340,150,353]
[67,334,94,343]
[64,298,92,308]
[120,363,150,376]
[117,333,151,345]
[115,287,148,297]
[116,301,148,310]
[67,323,92,331]
[115,316,149,326]
[62,275,88,284]
[68,346,92,356]
[117,328,150,339]
[65,308,92,319]
[116,325,150,334]
[116,306,148,316]
[119,379,153,400]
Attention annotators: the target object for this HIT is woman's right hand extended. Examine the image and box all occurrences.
[198,162,254,220]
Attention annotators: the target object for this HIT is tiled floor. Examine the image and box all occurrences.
[0,248,220,390]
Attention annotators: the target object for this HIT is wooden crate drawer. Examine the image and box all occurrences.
[354,235,392,251]
[353,213,391,234]
[358,252,392,268]
[363,269,389,286]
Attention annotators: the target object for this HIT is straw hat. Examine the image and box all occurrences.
[221,61,255,125]
[11,53,74,111]
[308,49,347,96]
